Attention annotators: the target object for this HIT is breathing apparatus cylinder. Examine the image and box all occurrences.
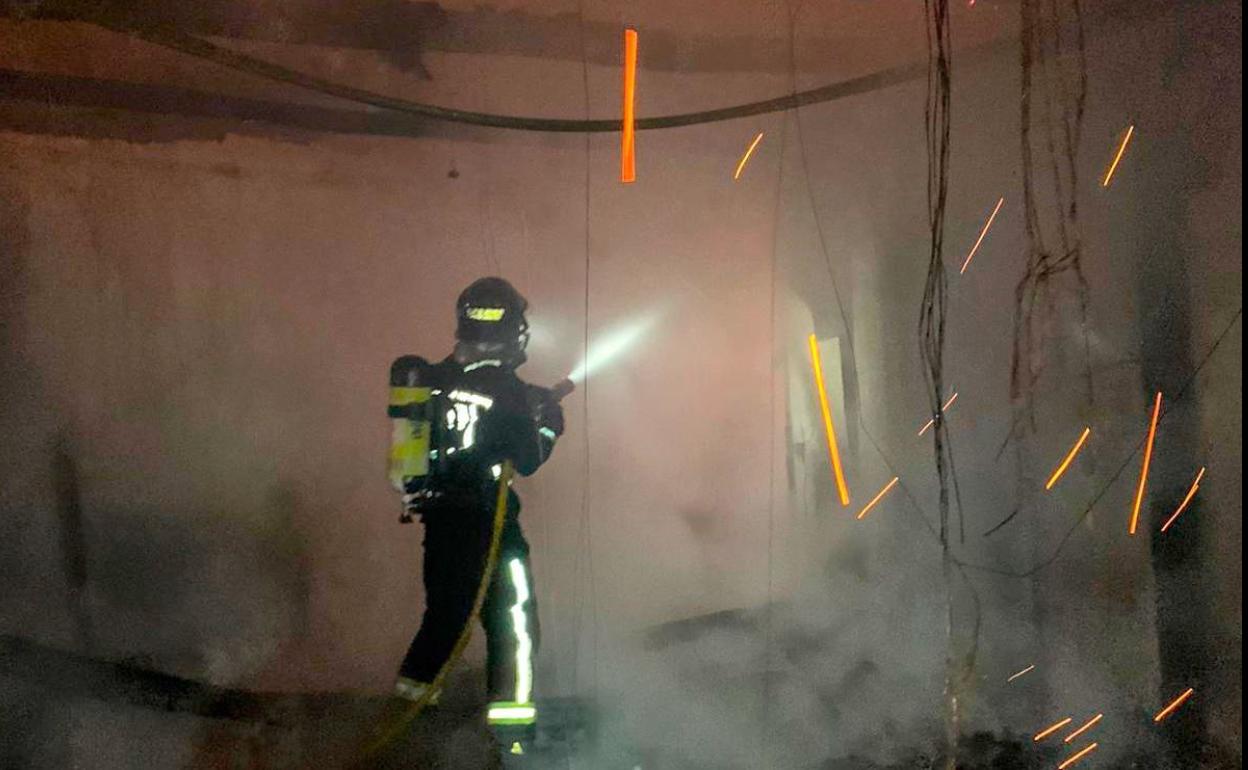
[387,385,433,492]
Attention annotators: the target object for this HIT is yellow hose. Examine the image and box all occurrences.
[359,460,516,761]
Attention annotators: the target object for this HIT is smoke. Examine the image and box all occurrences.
[572,497,954,769]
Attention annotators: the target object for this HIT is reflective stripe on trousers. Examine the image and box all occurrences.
[507,557,534,705]
[487,555,535,725]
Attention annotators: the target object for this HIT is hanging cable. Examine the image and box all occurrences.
[759,2,796,761]
[1009,0,1092,429]
[996,0,1092,595]
[91,19,999,133]
[916,0,966,765]
[569,0,599,712]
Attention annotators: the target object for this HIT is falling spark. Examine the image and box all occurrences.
[1034,717,1073,742]
[1064,714,1104,743]
[1154,688,1195,723]
[1045,427,1092,490]
[620,28,638,184]
[1059,743,1099,769]
[960,197,1005,274]
[918,390,959,436]
[809,334,850,506]
[1129,392,1162,535]
[733,132,765,180]
[1007,664,1036,682]
[1161,467,1205,532]
[856,477,899,520]
[1102,124,1135,187]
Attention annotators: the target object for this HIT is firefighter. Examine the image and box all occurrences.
[386,277,566,733]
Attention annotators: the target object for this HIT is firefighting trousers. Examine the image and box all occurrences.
[398,510,540,704]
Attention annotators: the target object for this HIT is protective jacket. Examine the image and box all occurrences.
[390,354,560,515]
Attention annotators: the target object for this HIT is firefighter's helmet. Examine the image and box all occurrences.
[455,277,530,352]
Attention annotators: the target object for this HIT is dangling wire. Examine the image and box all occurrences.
[98,18,948,133]
[918,0,952,554]
[759,1,796,760]
[916,0,964,765]
[1010,0,1092,430]
[569,0,599,715]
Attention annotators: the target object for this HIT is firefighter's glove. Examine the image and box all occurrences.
[399,493,419,524]
[537,399,565,439]
[400,484,439,524]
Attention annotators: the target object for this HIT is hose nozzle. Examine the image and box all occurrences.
[550,378,575,402]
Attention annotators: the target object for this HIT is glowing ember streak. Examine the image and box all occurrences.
[808,334,850,506]
[1129,392,1162,535]
[1007,664,1036,682]
[1161,467,1205,532]
[1154,688,1195,722]
[620,28,638,184]
[733,132,765,180]
[918,390,959,436]
[1064,714,1103,743]
[1102,124,1135,187]
[960,197,1004,274]
[856,477,899,520]
[1034,718,1073,742]
[1045,427,1092,490]
[1059,742,1099,769]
